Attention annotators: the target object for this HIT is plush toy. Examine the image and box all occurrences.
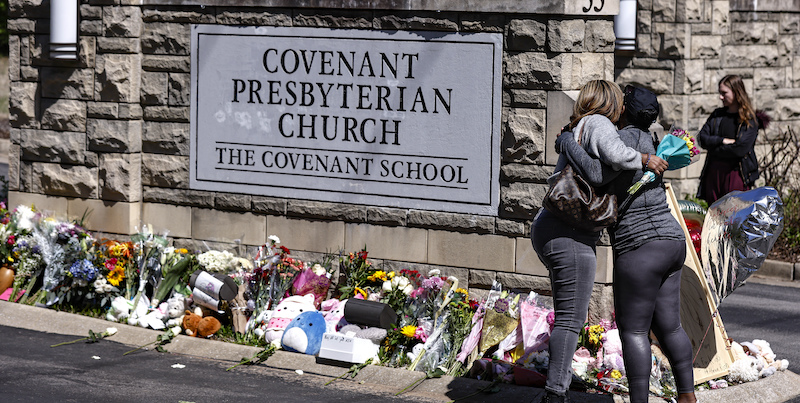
[182,308,222,338]
[140,301,169,330]
[751,339,777,364]
[250,309,273,339]
[600,329,625,373]
[321,298,349,333]
[126,295,150,327]
[281,311,327,355]
[727,357,760,383]
[165,296,186,329]
[106,296,133,322]
[264,294,316,345]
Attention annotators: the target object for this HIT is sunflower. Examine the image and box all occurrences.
[107,266,125,286]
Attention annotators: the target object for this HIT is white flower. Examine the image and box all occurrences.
[311,264,327,276]
[105,327,118,336]
[383,276,413,295]
[171,363,186,369]
[428,269,441,277]
[102,283,113,293]
[197,250,237,272]
[268,235,281,244]
[14,205,36,231]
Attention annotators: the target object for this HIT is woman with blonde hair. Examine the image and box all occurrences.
[531,80,667,403]
[697,74,760,204]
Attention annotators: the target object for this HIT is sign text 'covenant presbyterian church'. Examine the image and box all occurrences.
[190,26,502,215]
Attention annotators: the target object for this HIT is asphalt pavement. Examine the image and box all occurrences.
[718,276,800,374]
[2,300,800,403]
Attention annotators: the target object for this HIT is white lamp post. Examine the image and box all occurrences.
[50,0,78,60]
[614,0,637,51]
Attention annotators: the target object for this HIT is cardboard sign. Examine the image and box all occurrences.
[665,184,736,384]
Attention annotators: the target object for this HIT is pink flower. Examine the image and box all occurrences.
[414,326,428,342]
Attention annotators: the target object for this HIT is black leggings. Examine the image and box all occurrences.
[614,239,695,402]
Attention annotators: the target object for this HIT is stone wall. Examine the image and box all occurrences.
[615,0,800,199]
[14,0,800,322]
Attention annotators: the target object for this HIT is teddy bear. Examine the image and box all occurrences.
[165,295,186,329]
[106,296,133,322]
[182,307,222,338]
[320,298,350,333]
[281,311,327,355]
[263,294,317,345]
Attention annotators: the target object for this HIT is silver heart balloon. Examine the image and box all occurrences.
[700,187,784,306]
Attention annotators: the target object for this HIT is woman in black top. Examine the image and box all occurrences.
[696,74,759,204]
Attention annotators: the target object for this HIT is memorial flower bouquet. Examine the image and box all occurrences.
[337,248,375,299]
[130,226,168,309]
[34,219,95,306]
[197,249,238,273]
[628,128,701,194]
[96,239,136,300]
[8,234,43,302]
[152,246,194,305]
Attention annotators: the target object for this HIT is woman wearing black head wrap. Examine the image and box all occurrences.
[556,85,697,403]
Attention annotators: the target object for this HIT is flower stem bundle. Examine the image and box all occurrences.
[51,327,118,347]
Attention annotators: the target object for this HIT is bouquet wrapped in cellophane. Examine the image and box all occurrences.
[628,128,701,194]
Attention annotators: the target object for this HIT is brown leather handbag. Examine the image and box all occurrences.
[542,164,618,232]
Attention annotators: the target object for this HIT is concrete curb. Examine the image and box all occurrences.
[758,259,797,282]
[1,300,799,403]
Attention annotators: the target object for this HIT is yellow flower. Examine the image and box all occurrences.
[367,271,388,282]
[178,248,188,254]
[610,370,622,379]
[455,288,469,298]
[107,266,125,286]
[400,325,416,338]
[354,287,368,299]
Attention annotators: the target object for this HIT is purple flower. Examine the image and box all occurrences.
[494,298,509,314]
[421,276,445,291]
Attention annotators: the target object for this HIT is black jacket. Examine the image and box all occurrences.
[696,107,759,197]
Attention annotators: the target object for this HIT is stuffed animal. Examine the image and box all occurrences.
[165,296,186,329]
[264,294,316,345]
[250,309,273,339]
[281,311,326,355]
[126,295,150,327]
[106,296,133,322]
[182,308,221,338]
[600,329,625,373]
[727,357,760,383]
[321,298,349,333]
[140,301,169,330]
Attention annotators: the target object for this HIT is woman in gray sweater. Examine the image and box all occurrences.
[556,86,697,403]
[531,80,667,403]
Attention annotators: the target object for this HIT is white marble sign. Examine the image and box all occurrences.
[190,25,502,215]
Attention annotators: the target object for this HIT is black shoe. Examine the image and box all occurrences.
[541,391,570,403]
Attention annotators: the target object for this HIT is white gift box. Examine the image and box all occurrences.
[318,332,378,364]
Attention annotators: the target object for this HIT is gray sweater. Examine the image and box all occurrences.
[549,115,642,187]
[557,124,685,254]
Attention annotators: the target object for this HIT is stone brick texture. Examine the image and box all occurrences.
[8,1,800,300]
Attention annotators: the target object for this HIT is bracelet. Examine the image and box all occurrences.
[645,153,651,170]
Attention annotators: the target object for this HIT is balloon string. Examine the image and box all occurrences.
[691,307,720,365]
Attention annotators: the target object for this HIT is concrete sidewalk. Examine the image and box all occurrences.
[1,301,799,403]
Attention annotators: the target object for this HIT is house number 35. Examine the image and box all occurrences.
[583,0,605,12]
